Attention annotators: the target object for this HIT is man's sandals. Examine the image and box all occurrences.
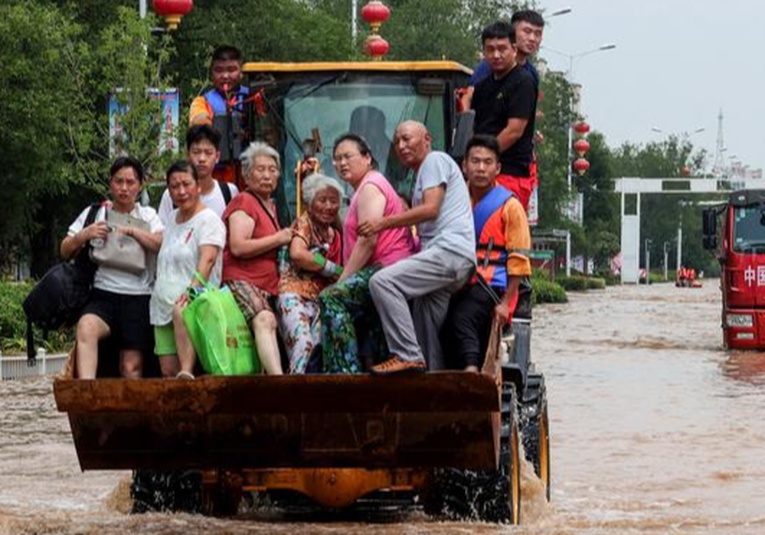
[370,355,427,375]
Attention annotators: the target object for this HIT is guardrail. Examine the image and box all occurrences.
[0,350,68,380]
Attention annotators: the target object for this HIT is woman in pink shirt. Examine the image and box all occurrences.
[319,134,414,373]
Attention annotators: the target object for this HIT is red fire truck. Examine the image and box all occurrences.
[703,189,765,349]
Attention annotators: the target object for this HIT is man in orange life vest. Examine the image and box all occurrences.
[189,45,250,185]
[442,134,531,372]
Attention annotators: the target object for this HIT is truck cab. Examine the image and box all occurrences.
[703,189,765,349]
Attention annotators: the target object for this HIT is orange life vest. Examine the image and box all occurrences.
[474,186,513,290]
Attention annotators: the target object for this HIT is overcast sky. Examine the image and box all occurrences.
[536,0,765,175]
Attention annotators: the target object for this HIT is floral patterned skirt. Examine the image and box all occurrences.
[276,292,320,374]
[318,266,386,373]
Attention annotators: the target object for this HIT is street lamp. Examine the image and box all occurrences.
[542,43,616,277]
[565,44,616,80]
[651,126,705,176]
[651,126,705,138]
[549,7,573,17]
[544,43,617,191]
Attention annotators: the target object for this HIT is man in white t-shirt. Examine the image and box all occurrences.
[158,124,238,224]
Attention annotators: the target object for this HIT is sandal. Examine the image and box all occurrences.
[370,355,427,375]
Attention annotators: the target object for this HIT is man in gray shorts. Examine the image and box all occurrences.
[358,121,475,374]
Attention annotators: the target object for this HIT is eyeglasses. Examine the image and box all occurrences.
[333,152,361,164]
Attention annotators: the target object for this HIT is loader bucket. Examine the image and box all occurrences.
[54,372,502,473]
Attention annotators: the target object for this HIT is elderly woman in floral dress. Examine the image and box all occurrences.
[277,173,345,373]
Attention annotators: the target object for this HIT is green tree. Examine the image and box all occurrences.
[0,2,177,276]
[0,2,90,275]
[609,136,712,275]
[578,131,619,272]
[535,70,573,230]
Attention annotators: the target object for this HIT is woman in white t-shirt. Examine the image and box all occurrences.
[149,161,226,379]
[60,156,163,379]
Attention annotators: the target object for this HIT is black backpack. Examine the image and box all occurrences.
[23,204,100,365]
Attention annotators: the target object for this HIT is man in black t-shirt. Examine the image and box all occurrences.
[472,21,537,211]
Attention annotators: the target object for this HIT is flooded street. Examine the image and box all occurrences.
[2,281,765,534]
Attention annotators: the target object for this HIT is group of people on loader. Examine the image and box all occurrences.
[63,10,546,380]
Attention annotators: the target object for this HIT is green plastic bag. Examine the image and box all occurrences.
[182,272,260,376]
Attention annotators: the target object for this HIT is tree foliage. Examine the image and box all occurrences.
[6,0,714,281]
[0,2,88,274]
[0,1,177,276]
[536,68,711,275]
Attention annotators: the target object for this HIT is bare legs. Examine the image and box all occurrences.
[75,314,110,379]
[76,314,144,379]
[253,311,283,375]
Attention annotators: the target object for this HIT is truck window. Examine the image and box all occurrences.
[732,206,765,253]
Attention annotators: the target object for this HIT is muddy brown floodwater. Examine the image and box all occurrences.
[2,281,765,534]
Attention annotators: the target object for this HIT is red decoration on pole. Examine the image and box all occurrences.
[361,0,391,32]
[573,121,590,136]
[364,35,390,59]
[361,1,391,60]
[573,138,590,157]
[681,165,691,177]
[573,157,590,176]
[152,0,193,31]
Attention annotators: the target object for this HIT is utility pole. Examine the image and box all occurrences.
[663,241,670,281]
[712,109,725,178]
[645,238,652,284]
[676,221,683,272]
[351,0,359,47]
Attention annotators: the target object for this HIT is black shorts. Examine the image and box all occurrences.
[81,289,153,352]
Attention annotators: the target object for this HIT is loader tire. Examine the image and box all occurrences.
[130,469,202,514]
[520,375,551,501]
[421,383,521,524]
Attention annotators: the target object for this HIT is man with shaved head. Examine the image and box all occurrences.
[358,121,475,374]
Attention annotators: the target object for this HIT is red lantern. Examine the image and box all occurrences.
[361,1,391,33]
[573,157,590,176]
[681,165,691,177]
[364,35,390,60]
[573,121,590,136]
[152,0,193,31]
[573,138,590,157]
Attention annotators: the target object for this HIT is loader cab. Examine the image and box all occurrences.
[241,61,471,224]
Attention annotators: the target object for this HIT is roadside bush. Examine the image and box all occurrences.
[641,272,666,284]
[594,270,620,286]
[586,277,606,290]
[0,281,73,354]
[0,282,31,350]
[532,278,568,304]
[555,275,588,292]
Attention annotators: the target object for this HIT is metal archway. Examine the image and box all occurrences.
[614,177,763,284]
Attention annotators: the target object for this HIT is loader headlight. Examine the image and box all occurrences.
[727,314,754,328]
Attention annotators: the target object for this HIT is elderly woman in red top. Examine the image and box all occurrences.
[221,141,291,375]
